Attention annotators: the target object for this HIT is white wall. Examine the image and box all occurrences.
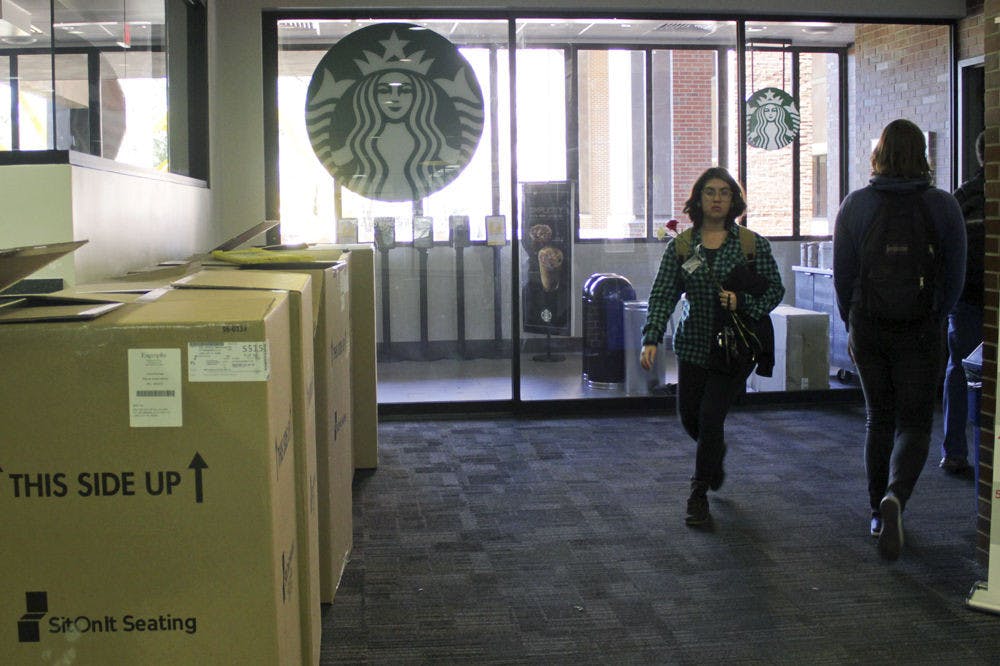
[70,166,212,283]
[0,161,212,286]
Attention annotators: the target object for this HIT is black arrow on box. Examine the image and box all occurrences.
[188,453,207,503]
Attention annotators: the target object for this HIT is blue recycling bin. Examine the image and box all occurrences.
[962,343,983,490]
[582,273,636,388]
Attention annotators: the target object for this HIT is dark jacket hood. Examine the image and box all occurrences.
[868,175,931,194]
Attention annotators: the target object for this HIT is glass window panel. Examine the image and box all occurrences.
[516,48,566,183]
[744,47,795,236]
[278,18,512,404]
[651,48,720,237]
[0,58,11,150]
[577,49,645,240]
[801,52,840,236]
[516,18,737,402]
[17,54,52,150]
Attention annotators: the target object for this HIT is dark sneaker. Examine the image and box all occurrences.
[870,513,882,538]
[878,494,903,561]
[939,457,971,474]
[685,494,710,526]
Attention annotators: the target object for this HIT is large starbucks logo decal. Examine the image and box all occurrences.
[746,87,800,151]
[305,23,485,202]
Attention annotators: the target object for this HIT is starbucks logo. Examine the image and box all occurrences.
[746,87,800,151]
[305,23,485,202]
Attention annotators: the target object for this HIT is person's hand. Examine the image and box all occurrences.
[719,289,737,311]
[640,344,657,370]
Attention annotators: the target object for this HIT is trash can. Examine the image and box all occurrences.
[582,273,636,388]
[623,301,669,395]
[962,342,983,491]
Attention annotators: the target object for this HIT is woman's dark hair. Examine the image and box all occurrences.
[682,167,747,229]
[871,119,932,179]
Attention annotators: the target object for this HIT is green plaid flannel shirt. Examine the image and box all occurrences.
[642,225,785,367]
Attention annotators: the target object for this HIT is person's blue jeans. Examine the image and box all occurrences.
[941,301,983,463]
[677,359,753,484]
[849,312,943,512]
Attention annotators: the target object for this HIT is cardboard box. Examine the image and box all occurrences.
[237,262,353,604]
[748,305,830,392]
[239,245,377,470]
[170,270,322,665]
[0,293,302,664]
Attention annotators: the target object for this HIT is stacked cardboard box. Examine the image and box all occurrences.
[0,292,302,664]
[748,305,830,392]
[242,262,353,603]
[256,246,378,471]
[170,270,323,664]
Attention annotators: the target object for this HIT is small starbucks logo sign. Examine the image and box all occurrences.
[305,23,485,202]
[746,87,800,151]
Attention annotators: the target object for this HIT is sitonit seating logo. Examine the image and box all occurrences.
[18,591,48,643]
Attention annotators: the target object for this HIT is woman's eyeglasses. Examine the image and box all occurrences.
[702,187,733,200]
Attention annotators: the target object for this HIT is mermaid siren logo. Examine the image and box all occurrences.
[305,23,485,202]
[746,87,800,151]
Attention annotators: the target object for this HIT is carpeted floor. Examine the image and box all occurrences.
[320,404,997,664]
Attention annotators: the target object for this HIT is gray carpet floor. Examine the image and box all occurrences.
[320,404,997,664]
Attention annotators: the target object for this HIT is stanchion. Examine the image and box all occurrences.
[417,247,429,358]
[532,332,565,362]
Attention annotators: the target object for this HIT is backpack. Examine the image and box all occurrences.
[673,225,757,263]
[858,190,939,322]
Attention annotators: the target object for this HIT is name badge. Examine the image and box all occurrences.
[681,255,703,274]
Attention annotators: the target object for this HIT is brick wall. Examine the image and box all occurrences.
[981,0,997,567]
[852,24,952,192]
[672,50,716,217]
[961,0,985,61]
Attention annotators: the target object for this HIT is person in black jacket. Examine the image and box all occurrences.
[939,131,985,474]
[833,119,966,561]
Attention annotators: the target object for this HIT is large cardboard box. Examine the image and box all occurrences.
[240,262,353,604]
[0,293,302,664]
[170,270,322,665]
[249,245,377,470]
[748,305,830,392]
[210,244,377,470]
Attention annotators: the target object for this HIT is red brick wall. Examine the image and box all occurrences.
[852,24,953,193]
[960,0,985,61]
[981,0,997,567]
[672,50,715,216]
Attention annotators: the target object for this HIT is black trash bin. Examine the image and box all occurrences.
[582,273,636,388]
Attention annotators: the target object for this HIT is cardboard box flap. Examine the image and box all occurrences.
[0,298,122,323]
[0,240,130,323]
[0,240,87,294]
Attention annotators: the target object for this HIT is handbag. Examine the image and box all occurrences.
[708,310,762,375]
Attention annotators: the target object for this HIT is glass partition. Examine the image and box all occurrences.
[278,18,514,404]
[0,1,206,178]
[267,13,954,408]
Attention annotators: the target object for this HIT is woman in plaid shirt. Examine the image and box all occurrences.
[640,167,784,526]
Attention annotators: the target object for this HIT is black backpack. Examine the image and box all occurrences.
[858,189,939,322]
